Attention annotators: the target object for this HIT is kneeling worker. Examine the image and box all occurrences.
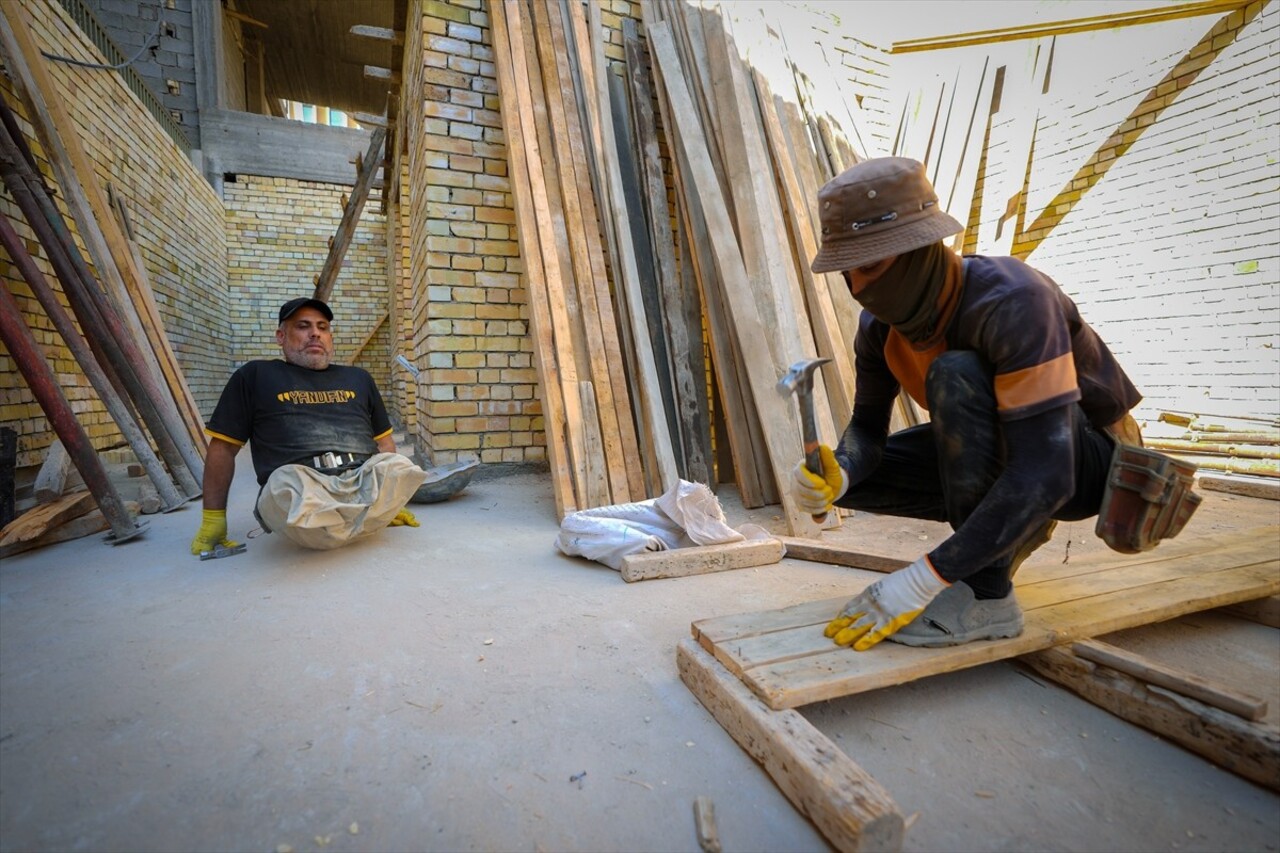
[795,157,1143,650]
[191,297,427,553]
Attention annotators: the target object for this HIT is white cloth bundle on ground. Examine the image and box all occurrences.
[556,479,765,569]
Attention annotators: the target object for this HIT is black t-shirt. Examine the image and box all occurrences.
[206,360,393,485]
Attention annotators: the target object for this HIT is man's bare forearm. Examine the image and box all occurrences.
[203,439,240,511]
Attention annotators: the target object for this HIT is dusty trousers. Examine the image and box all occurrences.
[255,452,427,550]
[835,351,1114,598]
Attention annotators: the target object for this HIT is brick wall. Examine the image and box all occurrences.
[1008,1,1278,420]
[403,0,642,467]
[0,0,225,469]
[222,174,392,403]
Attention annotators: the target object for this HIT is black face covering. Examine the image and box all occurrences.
[851,242,952,344]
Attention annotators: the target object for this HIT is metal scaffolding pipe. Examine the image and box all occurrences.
[0,279,142,543]
[0,212,186,510]
[0,103,202,495]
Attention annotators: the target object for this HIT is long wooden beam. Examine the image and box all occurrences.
[891,0,1248,53]
[314,126,386,302]
[677,639,904,852]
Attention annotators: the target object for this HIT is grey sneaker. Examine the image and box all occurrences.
[888,582,1024,647]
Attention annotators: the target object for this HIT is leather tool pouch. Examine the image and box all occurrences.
[1096,445,1202,554]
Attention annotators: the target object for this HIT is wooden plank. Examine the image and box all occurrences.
[622,19,712,487]
[1071,639,1267,721]
[676,639,904,853]
[0,508,110,560]
[648,23,812,535]
[559,0,647,500]
[0,490,95,547]
[314,127,386,302]
[363,65,401,84]
[1218,595,1280,629]
[692,529,1279,709]
[350,25,404,45]
[779,537,911,573]
[586,0,678,494]
[651,50,767,505]
[578,381,610,509]
[753,70,854,431]
[1020,645,1280,792]
[1198,473,1280,501]
[710,537,1275,676]
[32,440,71,503]
[488,0,578,517]
[507,0,590,510]
[620,538,785,583]
[528,0,633,504]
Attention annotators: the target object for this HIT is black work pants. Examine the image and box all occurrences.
[835,351,1114,597]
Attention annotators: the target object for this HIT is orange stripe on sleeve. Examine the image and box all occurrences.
[994,352,1077,413]
[373,427,394,441]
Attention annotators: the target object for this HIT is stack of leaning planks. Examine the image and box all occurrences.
[491,0,890,535]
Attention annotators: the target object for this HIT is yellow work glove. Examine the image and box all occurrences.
[190,509,240,555]
[791,444,848,516]
[824,556,948,651]
[388,508,419,528]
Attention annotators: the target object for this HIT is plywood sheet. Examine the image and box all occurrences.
[692,528,1280,710]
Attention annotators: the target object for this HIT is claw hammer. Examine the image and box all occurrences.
[777,358,832,523]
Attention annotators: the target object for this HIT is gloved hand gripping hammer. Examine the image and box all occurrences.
[777,358,832,523]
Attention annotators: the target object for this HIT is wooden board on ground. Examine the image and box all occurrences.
[1020,643,1280,792]
[677,639,904,853]
[0,507,110,559]
[619,538,784,583]
[0,490,96,547]
[692,527,1280,710]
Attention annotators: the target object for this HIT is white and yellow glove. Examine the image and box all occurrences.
[388,508,419,527]
[791,444,849,516]
[824,556,948,651]
[190,509,240,555]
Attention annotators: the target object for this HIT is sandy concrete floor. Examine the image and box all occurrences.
[1,450,1277,852]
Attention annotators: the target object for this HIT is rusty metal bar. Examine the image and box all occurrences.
[0,278,142,543]
[0,212,186,510]
[0,98,202,496]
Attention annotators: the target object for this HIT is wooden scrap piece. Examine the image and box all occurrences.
[619,538,785,583]
[778,537,911,573]
[693,796,722,853]
[32,439,71,502]
[0,490,96,547]
[1071,639,1268,722]
[677,639,905,853]
[0,509,108,560]
[1020,644,1280,792]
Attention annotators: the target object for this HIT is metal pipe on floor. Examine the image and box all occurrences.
[0,103,202,496]
[0,212,187,511]
[0,278,142,543]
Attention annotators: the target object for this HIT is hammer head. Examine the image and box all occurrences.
[777,358,831,396]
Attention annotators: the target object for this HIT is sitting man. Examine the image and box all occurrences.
[191,297,427,553]
[795,157,1143,650]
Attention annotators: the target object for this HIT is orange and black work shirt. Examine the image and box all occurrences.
[852,254,1141,428]
[206,360,392,485]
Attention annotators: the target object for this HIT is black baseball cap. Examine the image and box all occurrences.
[278,297,333,324]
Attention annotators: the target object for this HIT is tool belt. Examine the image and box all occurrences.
[1096,444,1201,554]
